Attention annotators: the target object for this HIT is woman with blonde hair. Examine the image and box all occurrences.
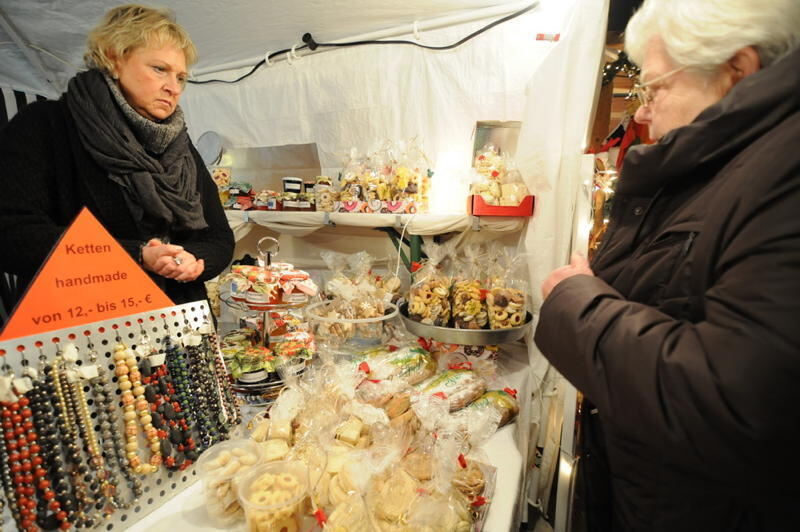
[0,4,233,305]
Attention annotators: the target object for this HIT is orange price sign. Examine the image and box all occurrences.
[0,208,173,340]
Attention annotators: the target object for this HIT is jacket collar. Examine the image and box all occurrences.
[618,46,800,196]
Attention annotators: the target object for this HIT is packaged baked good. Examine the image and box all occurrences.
[406,489,473,532]
[467,389,520,427]
[355,345,437,385]
[485,243,529,330]
[237,461,313,532]
[407,241,454,326]
[450,244,489,330]
[339,149,367,202]
[197,439,263,526]
[315,176,337,212]
[325,492,373,532]
[415,369,487,412]
[498,161,530,207]
[366,465,421,526]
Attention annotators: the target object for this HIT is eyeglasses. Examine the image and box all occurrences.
[632,65,687,107]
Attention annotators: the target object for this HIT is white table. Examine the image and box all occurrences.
[130,342,531,532]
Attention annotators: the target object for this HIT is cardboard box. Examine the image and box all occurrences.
[468,195,535,217]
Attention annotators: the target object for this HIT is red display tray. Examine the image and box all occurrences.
[468,195,535,216]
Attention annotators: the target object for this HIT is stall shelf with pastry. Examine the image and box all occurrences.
[226,210,526,239]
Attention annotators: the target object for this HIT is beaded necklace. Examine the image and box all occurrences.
[84,340,143,507]
[1,383,69,531]
[59,344,119,525]
[112,344,162,474]
[164,337,215,450]
[139,355,198,470]
[183,332,226,446]
[0,390,22,529]
[50,359,98,528]
[27,371,75,531]
[205,328,241,427]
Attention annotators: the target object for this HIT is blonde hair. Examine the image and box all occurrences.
[626,0,800,72]
[85,4,197,74]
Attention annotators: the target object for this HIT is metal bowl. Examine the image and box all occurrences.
[399,303,532,345]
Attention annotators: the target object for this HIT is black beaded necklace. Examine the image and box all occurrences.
[27,372,75,531]
[164,336,218,451]
[184,332,226,445]
[139,352,199,471]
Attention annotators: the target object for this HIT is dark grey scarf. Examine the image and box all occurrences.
[65,68,207,235]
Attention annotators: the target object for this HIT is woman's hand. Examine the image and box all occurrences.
[542,252,594,300]
[141,239,205,282]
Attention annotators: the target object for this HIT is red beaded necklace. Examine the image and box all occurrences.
[1,393,69,531]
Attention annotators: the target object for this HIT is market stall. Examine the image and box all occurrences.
[0,0,609,530]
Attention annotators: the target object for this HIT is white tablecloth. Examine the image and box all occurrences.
[130,343,531,532]
[226,210,525,239]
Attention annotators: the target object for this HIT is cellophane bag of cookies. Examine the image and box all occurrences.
[470,144,505,206]
[408,240,454,326]
[451,244,489,330]
[485,243,529,330]
[321,250,354,300]
[338,148,366,202]
[345,251,387,329]
[498,159,531,207]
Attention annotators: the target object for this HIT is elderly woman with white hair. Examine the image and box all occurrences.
[535,0,800,530]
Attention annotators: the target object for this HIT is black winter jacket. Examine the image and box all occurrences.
[535,48,800,531]
[0,98,234,306]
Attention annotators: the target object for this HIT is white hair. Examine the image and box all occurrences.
[625,0,800,72]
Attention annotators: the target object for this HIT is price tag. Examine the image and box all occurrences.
[136,344,154,357]
[0,376,16,402]
[0,209,173,341]
[149,353,166,366]
[62,343,79,362]
[78,364,99,380]
[183,332,202,347]
[13,377,33,394]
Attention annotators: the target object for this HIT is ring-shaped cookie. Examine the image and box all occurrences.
[276,473,298,492]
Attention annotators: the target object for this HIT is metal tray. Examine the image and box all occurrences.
[399,303,532,345]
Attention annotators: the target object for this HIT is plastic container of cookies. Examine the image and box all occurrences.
[238,460,317,532]
[196,439,264,526]
[305,301,399,355]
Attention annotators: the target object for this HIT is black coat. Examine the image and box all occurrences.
[0,98,234,305]
[535,47,800,531]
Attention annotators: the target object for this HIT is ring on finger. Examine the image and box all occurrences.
[173,256,183,265]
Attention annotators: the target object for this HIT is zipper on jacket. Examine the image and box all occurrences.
[681,231,697,258]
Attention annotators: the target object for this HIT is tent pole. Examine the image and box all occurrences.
[192,0,539,77]
[0,8,61,94]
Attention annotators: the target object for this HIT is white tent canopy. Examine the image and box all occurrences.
[1,0,543,97]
